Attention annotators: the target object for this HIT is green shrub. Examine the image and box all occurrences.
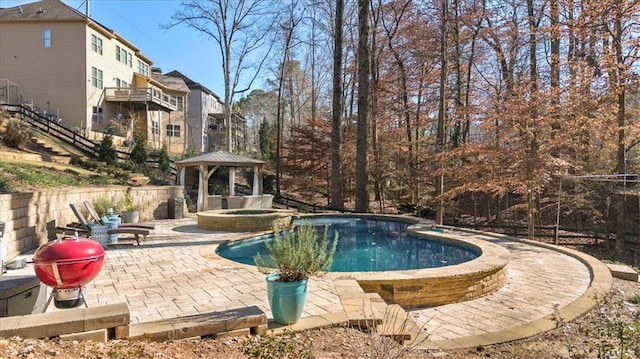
[3,118,31,149]
[254,223,337,282]
[629,294,640,305]
[0,174,11,191]
[88,174,110,185]
[122,189,139,211]
[93,196,122,216]
[97,132,117,164]
[156,146,171,175]
[129,134,148,170]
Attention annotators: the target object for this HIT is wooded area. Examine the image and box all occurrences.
[173,0,640,251]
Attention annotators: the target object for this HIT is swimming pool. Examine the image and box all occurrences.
[216,216,480,272]
[213,214,510,307]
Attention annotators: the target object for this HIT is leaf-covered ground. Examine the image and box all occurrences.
[1,278,638,359]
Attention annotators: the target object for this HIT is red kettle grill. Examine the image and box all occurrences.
[33,236,105,310]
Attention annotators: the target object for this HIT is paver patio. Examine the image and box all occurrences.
[6,215,611,349]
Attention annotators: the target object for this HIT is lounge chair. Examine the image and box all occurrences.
[69,203,149,245]
[82,201,155,230]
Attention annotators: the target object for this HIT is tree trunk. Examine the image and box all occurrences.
[355,0,370,213]
[526,0,539,240]
[435,0,448,225]
[331,0,345,210]
[550,0,560,105]
[613,8,626,175]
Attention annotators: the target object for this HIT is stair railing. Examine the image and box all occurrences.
[1,103,177,177]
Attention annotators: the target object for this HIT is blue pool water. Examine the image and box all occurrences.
[216,216,480,272]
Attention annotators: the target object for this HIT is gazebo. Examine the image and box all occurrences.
[175,151,266,211]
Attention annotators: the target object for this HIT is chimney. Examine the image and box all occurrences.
[151,67,162,74]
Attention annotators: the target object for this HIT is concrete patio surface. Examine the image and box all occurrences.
[5,216,613,349]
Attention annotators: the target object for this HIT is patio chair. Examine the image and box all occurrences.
[69,203,149,245]
[82,201,155,230]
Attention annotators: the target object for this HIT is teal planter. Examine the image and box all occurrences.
[266,274,308,324]
[102,215,121,244]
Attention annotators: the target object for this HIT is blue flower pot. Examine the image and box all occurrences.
[266,274,308,325]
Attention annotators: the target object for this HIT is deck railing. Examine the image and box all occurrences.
[104,87,177,111]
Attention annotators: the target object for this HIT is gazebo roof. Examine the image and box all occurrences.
[175,150,265,168]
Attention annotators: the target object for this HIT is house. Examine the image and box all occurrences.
[165,70,246,153]
[0,0,189,155]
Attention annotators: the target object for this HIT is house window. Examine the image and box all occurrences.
[116,45,132,67]
[176,97,184,111]
[91,34,102,54]
[151,120,159,135]
[42,29,51,48]
[166,124,181,137]
[115,78,129,88]
[92,106,104,123]
[91,67,103,89]
[136,60,149,76]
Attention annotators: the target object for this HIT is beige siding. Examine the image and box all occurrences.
[0,21,86,128]
[160,90,187,154]
[86,28,144,134]
[1,17,187,153]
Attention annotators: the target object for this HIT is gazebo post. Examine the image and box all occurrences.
[229,167,236,196]
[178,167,185,186]
[252,169,260,195]
[198,164,207,211]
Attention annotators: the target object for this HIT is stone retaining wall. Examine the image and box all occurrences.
[0,186,184,260]
[358,265,508,307]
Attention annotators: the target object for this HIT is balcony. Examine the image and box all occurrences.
[104,87,177,112]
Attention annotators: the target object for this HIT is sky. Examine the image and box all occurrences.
[0,0,227,96]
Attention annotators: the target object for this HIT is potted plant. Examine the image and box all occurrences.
[93,196,121,220]
[254,223,338,325]
[120,189,140,223]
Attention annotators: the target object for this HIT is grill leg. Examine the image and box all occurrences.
[42,288,55,313]
[79,286,88,308]
[42,287,88,312]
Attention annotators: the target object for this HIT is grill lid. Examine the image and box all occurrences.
[33,237,105,289]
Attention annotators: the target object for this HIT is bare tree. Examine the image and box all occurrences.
[331,0,345,210]
[435,0,448,225]
[167,0,279,152]
[355,0,370,212]
[274,2,303,196]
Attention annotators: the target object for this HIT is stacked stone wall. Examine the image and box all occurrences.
[0,186,183,259]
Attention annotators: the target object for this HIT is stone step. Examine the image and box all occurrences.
[29,137,64,156]
[129,173,150,186]
[0,302,130,340]
[606,263,639,282]
[0,151,71,165]
[129,305,267,341]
